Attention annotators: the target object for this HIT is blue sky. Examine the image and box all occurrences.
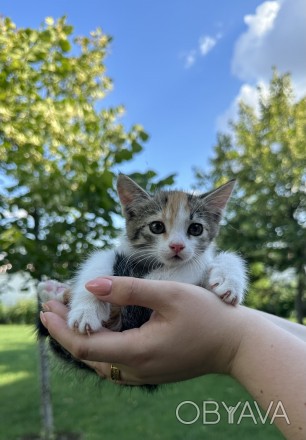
[1,0,305,188]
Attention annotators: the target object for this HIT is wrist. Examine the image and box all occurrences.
[228,308,267,381]
[220,306,247,376]
[197,300,247,377]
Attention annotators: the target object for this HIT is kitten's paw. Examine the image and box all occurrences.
[38,280,70,303]
[68,301,110,334]
[208,267,244,306]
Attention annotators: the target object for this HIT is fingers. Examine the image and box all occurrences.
[42,300,68,320]
[40,310,143,364]
[81,359,108,378]
[40,306,148,385]
[85,276,198,313]
[82,360,142,385]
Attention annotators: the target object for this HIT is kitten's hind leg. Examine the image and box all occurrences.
[37,280,71,304]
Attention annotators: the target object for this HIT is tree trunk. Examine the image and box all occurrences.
[295,272,305,324]
[34,208,55,439]
[38,327,55,440]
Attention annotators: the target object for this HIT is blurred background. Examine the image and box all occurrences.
[0,1,305,439]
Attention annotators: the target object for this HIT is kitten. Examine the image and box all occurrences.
[37,174,247,374]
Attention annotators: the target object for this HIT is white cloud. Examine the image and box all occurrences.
[232,0,306,93]
[199,36,217,56]
[183,50,197,68]
[243,1,280,38]
[218,0,306,129]
[216,82,268,130]
[232,1,279,81]
[182,32,222,68]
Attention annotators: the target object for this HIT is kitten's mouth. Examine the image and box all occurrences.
[166,254,186,265]
[163,252,190,266]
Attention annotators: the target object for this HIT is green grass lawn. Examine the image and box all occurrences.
[0,325,285,440]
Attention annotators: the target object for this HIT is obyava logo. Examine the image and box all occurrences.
[175,400,290,425]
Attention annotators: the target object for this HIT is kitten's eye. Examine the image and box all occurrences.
[188,223,203,236]
[149,221,166,234]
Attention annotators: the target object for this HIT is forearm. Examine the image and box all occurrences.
[247,308,306,342]
[231,309,306,440]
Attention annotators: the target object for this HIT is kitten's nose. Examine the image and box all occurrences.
[169,243,185,254]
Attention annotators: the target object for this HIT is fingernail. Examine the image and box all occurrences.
[40,311,48,327]
[42,303,50,312]
[85,277,112,295]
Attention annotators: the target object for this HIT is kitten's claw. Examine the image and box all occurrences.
[85,324,92,336]
[231,297,238,306]
[220,291,238,305]
[72,321,92,335]
[67,301,110,334]
[72,317,91,334]
[208,267,243,305]
[220,291,231,301]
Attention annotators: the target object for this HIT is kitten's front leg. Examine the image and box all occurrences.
[67,249,116,334]
[68,288,111,334]
[207,252,247,305]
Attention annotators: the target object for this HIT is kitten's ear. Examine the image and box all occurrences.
[201,179,236,218]
[117,174,150,208]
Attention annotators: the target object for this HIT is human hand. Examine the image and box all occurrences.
[40,277,245,385]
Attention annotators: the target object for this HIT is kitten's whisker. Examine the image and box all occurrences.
[118,247,161,277]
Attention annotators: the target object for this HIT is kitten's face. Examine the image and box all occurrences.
[117,175,235,268]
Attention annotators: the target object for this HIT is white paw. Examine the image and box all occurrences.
[38,280,69,303]
[67,300,110,334]
[208,266,244,305]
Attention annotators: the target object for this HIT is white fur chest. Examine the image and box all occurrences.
[145,247,213,285]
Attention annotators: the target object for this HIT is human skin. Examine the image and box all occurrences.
[40,276,306,440]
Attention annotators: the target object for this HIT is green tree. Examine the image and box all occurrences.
[195,71,306,322]
[0,16,175,440]
[0,16,174,282]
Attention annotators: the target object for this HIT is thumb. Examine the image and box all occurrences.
[85,276,185,312]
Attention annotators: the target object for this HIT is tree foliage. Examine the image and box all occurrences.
[0,16,174,282]
[195,71,306,321]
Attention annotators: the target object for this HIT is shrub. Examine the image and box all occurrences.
[0,299,37,324]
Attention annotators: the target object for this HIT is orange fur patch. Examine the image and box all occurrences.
[162,192,189,234]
